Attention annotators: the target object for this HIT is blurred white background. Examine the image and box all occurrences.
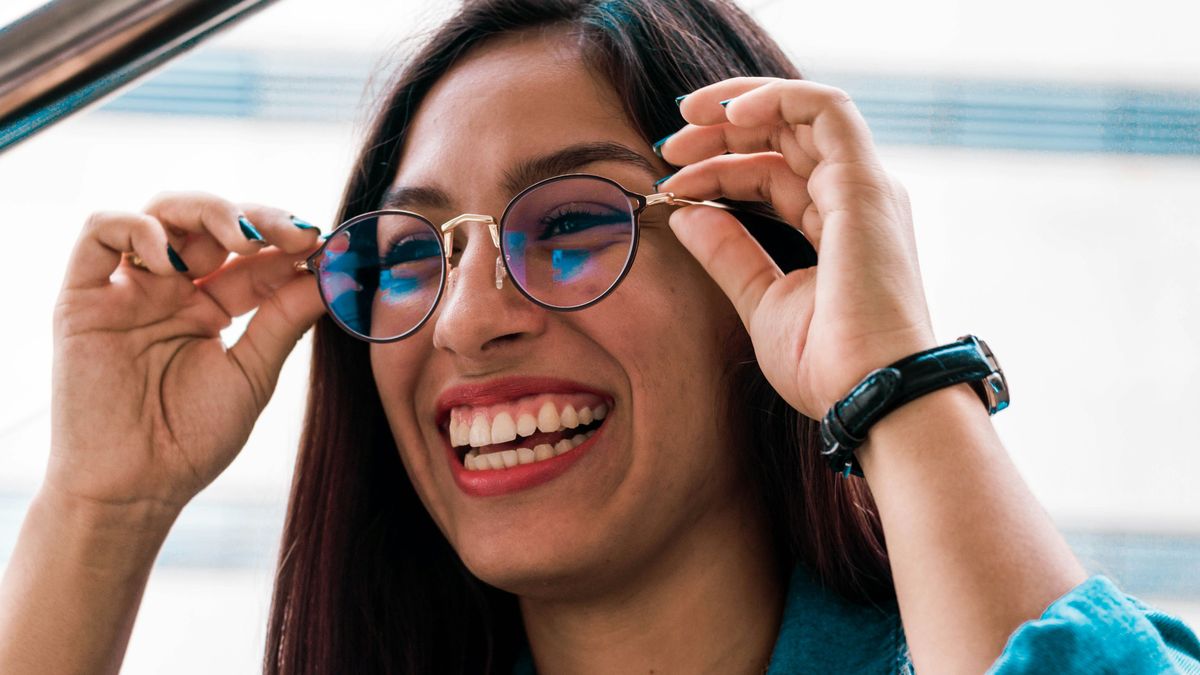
[1,0,1198,672]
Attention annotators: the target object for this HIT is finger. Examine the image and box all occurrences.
[667,204,783,329]
[64,211,191,290]
[194,245,319,318]
[658,121,817,179]
[226,273,325,408]
[238,203,323,254]
[677,76,781,126]
[144,191,271,258]
[720,80,879,166]
[657,152,823,248]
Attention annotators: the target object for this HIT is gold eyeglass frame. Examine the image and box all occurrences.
[294,172,807,343]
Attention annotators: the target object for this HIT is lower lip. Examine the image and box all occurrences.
[446,419,607,497]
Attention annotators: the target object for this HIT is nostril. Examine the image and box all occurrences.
[481,331,524,351]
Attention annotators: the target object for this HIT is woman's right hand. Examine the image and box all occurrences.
[47,192,327,516]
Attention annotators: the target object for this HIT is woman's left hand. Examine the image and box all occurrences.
[656,77,938,419]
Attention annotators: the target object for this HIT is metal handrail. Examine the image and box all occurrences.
[0,0,279,152]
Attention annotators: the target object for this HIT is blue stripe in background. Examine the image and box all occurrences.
[96,49,1200,156]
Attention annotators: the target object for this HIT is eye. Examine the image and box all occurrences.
[536,202,628,240]
[380,235,441,267]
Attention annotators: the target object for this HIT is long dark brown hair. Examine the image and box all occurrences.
[265,1,893,672]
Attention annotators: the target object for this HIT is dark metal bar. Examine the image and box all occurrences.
[0,0,280,152]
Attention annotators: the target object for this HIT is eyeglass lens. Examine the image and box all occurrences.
[501,175,635,310]
[316,175,637,341]
[318,212,445,340]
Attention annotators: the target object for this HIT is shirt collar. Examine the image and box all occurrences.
[512,563,907,674]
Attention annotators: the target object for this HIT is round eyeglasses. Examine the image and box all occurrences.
[295,172,817,343]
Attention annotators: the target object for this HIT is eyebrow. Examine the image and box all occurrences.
[378,140,659,212]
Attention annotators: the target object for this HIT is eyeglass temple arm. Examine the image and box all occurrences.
[643,192,733,211]
[642,191,818,273]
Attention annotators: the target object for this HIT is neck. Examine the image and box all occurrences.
[518,493,784,675]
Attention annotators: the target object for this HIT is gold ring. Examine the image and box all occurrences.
[122,251,150,270]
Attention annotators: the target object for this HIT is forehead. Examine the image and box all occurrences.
[390,28,654,207]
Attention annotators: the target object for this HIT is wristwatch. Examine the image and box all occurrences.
[819,335,1009,478]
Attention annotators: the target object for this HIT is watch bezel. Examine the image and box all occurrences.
[960,334,1010,414]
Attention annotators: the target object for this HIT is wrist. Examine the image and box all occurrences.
[820,335,1007,477]
[31,484,179,575]
[854,382,990,477]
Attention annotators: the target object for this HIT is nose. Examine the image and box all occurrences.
[431,223,547,361]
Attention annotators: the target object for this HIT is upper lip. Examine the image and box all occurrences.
[434,375,613,429]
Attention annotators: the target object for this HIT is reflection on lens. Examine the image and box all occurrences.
[502,176,635,309]
[316,212,443,340]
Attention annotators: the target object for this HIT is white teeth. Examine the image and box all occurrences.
[491,412,517,444]
[464,429,601,471]
[449,419,469,447]
[469,415,490,448]
[452,398,609,455]
[537,401,561,433]
[516,413,538,437]
[560,404,579,429]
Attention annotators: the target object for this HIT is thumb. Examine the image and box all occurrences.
[668,204,781,328]
[226,273,325,408]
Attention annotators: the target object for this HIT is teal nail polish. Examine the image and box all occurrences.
[674,94,687,106]
[653,172,675,188]
[166,244,188,272]
[290,215,320,232]
[651,132,675,159]
[718,98,733,107]
[238,215,266,244]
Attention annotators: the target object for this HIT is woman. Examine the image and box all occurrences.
[2,0,1197,672]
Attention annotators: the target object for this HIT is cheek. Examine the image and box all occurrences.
[592,234,741,461]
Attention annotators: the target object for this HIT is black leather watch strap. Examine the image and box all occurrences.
[819,335,1008,478]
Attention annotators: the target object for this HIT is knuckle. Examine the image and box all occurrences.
[142,190,178,212]
[824,86,854,106]
[82,210,113,234]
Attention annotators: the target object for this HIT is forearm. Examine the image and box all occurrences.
[856,383,1087,674]
[0,485,177,675]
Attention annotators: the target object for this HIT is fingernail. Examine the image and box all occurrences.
[166,243,188,272]
[290,215,321,233]
[651,132,675,159]
[718,98,733,107]
[653,172,675,188]
[238,215,267,245]
[674,94,687,106]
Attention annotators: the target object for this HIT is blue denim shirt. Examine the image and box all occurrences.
[512,563,1200,673]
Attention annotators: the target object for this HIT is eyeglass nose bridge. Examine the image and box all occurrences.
[439,213,507,290]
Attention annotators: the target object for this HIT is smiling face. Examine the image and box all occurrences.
[369,28,755,599]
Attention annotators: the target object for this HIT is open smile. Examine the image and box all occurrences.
[435,377,615,497]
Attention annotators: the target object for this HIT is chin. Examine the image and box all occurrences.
[454,525,617,598]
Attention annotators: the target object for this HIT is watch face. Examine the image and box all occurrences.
[961,335,1009,414]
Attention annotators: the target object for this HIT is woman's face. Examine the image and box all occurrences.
[370,29,751,598]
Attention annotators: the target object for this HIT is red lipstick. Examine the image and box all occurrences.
[435,376,613,497]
